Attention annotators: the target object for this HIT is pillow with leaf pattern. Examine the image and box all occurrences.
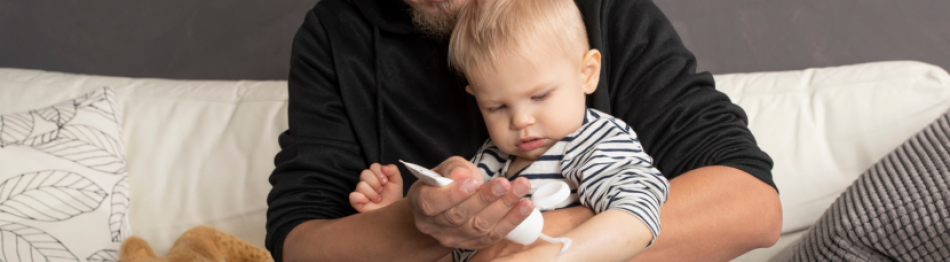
[0,87,130,262]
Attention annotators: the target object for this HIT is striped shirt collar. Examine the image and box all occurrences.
[501,107,602,177]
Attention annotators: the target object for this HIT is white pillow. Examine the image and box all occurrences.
[718,61,950,261]
[0,68,287,255]
[0,87,131,261]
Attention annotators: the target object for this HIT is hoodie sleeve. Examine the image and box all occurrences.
[584,0,775,189]
[264,5,366,262]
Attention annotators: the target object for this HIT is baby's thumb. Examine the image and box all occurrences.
[384,164,403,185]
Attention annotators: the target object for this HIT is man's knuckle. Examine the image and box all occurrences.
[486,230,504,243]
[504,194,521,206]
[443,207,467,226]
[419,199,437,216]
[478,189,498,204]
[470,216,491,234]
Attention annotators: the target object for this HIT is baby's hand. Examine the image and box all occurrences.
[349,163,404,213]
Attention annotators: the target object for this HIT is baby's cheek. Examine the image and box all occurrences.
[484,117,508,136]
[547,113,583,138]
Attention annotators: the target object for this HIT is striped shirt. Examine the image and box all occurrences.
[454,108,669,261]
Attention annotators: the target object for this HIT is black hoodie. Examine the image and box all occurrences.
[265,0,775,260]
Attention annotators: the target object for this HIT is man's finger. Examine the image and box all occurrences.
[491,199,535,238]
[466,177,530,234]
[437,177,511,227]
[458,199,534,249]
[415,177,481,217]
[433,156,480,181]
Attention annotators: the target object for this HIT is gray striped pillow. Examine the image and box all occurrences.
[787,112,950,261]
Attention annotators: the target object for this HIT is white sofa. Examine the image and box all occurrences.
[1,60,948,261]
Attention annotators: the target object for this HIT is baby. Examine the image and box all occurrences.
[349,0,669,261]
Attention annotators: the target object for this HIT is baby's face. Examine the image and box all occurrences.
[466,46,597,161]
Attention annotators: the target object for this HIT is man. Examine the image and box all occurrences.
[266,0,782,261]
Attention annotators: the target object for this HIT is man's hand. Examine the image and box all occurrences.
[406,156,536,250]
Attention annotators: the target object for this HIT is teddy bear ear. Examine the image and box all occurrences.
[120,236,157,260]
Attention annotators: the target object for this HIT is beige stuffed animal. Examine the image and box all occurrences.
[120,225,274,262]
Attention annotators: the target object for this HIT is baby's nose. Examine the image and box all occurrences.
[512,113,535,128]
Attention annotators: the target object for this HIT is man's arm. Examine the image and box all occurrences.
[278,159,535,262]
[266,4,372,260]
[539,167,780,262]
[471,166,780,261]
[631,166,781,261]
[594,0,781,259]
[283,200,451,262]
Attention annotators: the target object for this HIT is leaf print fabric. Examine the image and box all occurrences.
[0,87,131,262]
[33,125,127,174]
[86,250,119,262]
[0,221,80,262]
[0,171,107,221]
[109,178,129,243]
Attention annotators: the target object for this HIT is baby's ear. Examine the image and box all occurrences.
[465,85,475,96]
[120,236,157,261]
[580,49,602,94]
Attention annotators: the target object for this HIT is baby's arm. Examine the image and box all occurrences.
[348,163,404,213]
[508,121,669,261]
[496,209,654,261]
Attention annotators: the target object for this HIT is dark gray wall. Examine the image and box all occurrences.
[655,0,950,74]
[1,0,948,80]
[0,0,318,80]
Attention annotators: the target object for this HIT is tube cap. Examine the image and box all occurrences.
[505,208,543,245]
[531,182,571,210]
[504,182,571,245]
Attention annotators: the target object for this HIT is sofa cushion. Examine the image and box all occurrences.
[0,68,287,255]
[115,78,286,255]
[719,61,950,261]
[2,60,949,261]
[786,104,950,262]
[0,87,131,261]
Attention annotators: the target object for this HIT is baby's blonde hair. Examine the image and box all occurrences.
[448,0,589,76]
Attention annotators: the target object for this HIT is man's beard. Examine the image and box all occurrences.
[409,0,463,40]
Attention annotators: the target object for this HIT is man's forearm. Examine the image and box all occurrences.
[510,210,654,261]
[629,166,782,262]
[282,199,452,262]
[471,165,782,261]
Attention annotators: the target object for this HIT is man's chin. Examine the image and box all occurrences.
[409,0,462,39]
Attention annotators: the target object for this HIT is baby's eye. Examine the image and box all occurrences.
[488,104,506,112]
[531,92,551,101]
